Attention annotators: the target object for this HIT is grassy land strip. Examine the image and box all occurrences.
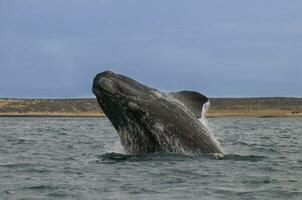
[0,97,301,117]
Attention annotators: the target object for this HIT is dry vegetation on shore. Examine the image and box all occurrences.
[0,98,301,117]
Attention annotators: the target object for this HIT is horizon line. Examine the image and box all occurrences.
[1,96,302,100]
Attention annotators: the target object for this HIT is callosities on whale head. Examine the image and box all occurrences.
[92,70,157,113]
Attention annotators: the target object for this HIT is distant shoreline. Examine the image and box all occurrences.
[0,98,301,118]
[0,112,105,118]
[0,113,301,118]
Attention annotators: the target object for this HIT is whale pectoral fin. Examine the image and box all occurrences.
[169,91,209,118]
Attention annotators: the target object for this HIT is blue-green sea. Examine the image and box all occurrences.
[0,117,301,199]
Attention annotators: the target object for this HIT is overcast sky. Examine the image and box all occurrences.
[0,0,301,98]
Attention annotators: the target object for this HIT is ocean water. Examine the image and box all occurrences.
[0,117,301,200]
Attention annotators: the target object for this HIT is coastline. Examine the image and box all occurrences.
[0,112,105,118]
[0,111,301,118]
[0,98,301,118]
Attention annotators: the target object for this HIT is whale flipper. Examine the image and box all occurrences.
[170,91,209,118]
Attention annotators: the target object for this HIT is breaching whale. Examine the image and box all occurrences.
[92,71,223,154]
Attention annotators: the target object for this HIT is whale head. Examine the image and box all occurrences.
[93,70,153,101]
[92,70,162,153]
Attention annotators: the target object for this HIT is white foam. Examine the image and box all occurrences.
[199,101,225,154]
[198,100,210,126]
[105,137,125,154]
[202,101,210,120]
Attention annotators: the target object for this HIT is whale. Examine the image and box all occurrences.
[92,71,223,154]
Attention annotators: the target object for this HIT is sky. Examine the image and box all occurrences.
[0,0,301,98]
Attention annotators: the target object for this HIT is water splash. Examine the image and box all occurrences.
[199,101,225,154]
[201,101,210,120]
[105,138,125,154]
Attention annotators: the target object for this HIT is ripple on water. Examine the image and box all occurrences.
[0,117,301,200]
